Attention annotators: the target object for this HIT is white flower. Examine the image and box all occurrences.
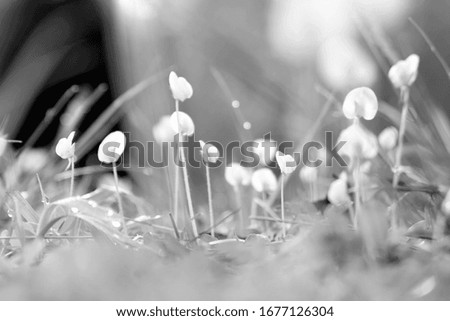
[378,126,398,150]
[338,124,378,165]
[18,149,48,173]
[251,168,277,193]
[98,131,126,164]
[252,138,277,166]
[152,115,176,144]
[327,172,351,206]
[55,131,76,160]
[299,166,318,184]
[275,151,297,175]
[199,140,220,164]
[317,36,378,92]
[388,54,420,88]
[225,162,252,187]
[170,111,195,136]
[169,71,193,102]
[342,87,378,120]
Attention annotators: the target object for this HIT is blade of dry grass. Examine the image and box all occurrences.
[409,18,450,82]
[19,85,79,151]
[268,86,335,206]
[73,69,170,162]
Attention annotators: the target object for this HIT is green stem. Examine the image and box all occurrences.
[353,118,361,230]
[174,100,198,239]
[353,156,361,230]
[180,138,198,239]
[205,165,215,237]
[174,100,181,224]
[393,87,410,187]
[280,174,286,239]
[234,185,244,233]
[70,158,75,197]
[112,162,127,235]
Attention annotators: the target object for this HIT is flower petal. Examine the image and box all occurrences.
[98,131,126,163]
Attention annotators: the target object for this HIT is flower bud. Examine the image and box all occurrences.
[98,131,126,163]
[169,71,193,102]
[251,168,277,193]
[199,140,220,164]
[275,151,296,175]
[378,126,398,151]
[342,87,378,120]
[55,131,76,160]
[225,162,252,187]
[170,111,195,136]
[388,54,420,88]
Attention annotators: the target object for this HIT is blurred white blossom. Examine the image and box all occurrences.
[225,162,252,187]
[299,166,319,184]
[18,149,48,173]
[317,36,378,92]
[251,168,277,193]
[338,123,378,165]
[152,115,175,144]
[327,172,351,206]
[442,189,450,215]
[378,126,399,150]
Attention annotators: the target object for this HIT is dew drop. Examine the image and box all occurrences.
[71,207,79,214]
[88,200,98,208]
[112,221,121,228]
[243,121,252,130]
[107,209,115,217]
[232,100,240,108]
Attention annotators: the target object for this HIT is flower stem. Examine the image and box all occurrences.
[174,99,198,239]
[180,138,198,239]
[173,152,180,224]
[352,156,361,230]
[308,182,314,202]
[352,118,361,230]
[112,162,127,235]
[205,164,215,237]
[174,100,181,224]
[261,192,269,231]
[70,158,75,197]
[234,185,244,233]
[348,202,356,228]
[280,174,286,239]
[393,87,410,187]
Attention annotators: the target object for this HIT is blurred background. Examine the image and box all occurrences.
[1,0,450,212]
